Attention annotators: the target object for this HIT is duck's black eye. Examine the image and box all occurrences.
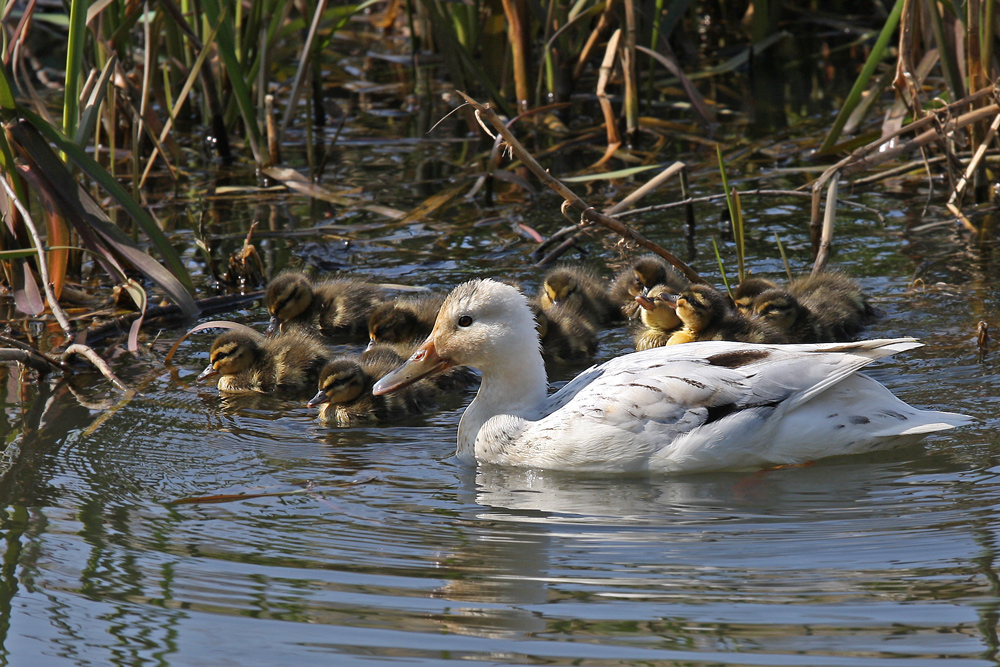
[458,315,473,327]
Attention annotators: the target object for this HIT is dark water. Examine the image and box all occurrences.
[4,81,1000,667]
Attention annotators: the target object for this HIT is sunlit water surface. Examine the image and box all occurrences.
[3,119,1000,667]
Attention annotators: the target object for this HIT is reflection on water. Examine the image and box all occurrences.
[5,349,999,666]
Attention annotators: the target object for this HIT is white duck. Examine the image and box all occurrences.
[373,279,969,473]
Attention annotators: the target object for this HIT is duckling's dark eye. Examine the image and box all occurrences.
[458,315,473,327]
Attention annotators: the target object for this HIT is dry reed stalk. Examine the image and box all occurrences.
[458,92,705,285]
[500,0,531,111]
[594,29,622,166]
[947,108,1000,228]
[809,85,1000,258]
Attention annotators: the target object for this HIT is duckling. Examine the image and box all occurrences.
[732,276,780,316]
[633,284,684,350]
[308,346,437,426]
[539,265,619,326]
[533,302,598,363]
[367,294,446,357]
[610,255,688,319]
[750,288,829,343]
[665,284,788,346]
[789,272,882,341]
[197,329,331,394]
[265,271,384,339]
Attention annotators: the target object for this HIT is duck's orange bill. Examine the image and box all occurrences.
[372,340,452,395]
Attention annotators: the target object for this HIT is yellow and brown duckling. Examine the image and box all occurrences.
[633,284,684,350]
[664,284,788,346]
[788,271,882,341]
[732,276,780,316]
[307,346,437,426]
[367,294,446,357]
[539,265,620,326]
[533,302,599,363]
[610,255,688,320]
[197,329,332,394]
[265,271,385,339]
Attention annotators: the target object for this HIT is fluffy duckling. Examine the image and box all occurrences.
[633,284,684,350]
[265,272,384,339]
[533,302,598,363]
[539,265,619,326]
[367,294,446,357]
[665,284,788,346]
[197,329,331,394]
[750,288,828,343]
[732,276,780,316]
[308,346,436,426]
[789,272,882,341]
[610,255,688,319]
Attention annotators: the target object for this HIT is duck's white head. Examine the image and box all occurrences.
[373,279,540,395]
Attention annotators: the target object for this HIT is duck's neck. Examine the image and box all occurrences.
[457,345,548,460]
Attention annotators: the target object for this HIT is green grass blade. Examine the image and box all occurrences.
[711,237,732,298]
[774,232,792,281]
[818,0,904,154]
[10,119,199,318]
[62,0,89,139]
[16,109,196,298]
[200,0,262,162]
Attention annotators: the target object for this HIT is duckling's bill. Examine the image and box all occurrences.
[196,363,219,381]
[636,292,678,310]
[307,390,329,407]
[372,341,451,395]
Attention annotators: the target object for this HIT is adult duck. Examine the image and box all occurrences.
[373,279,968,473]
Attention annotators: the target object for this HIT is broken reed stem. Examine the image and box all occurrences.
[62,344,132,393]
[265,94,280,166]
[456,92,706,285]
[811,173,840,274]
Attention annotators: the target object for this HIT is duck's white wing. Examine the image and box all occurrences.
[511,339,967,473]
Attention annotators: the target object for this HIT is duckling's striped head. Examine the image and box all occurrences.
[675,284,731,332]
[541,269,581,308]
[628,257,670,297]
[309,359,368,407]
[265,273,315,333]
[198,331,263,380]
[732,277,779,316]
[752,288,804,331]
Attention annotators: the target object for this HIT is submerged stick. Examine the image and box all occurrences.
[456,92,706,285]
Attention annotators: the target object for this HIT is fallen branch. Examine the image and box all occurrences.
[62,344,131,393]
[456,92,706,284]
